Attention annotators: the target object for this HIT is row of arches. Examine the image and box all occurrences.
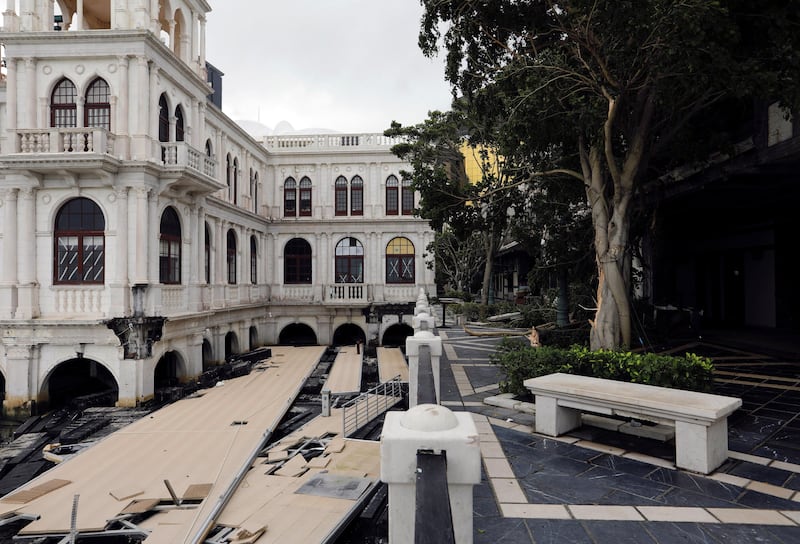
[0,322,414,412]
[54,196,418,286]
[284,174,413,218]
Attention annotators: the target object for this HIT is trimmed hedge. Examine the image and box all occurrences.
[491,340,714,397]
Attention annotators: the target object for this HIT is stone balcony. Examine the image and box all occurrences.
[15,128,115,155]
[262,133,404,153]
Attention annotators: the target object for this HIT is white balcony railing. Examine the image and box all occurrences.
[162,142,217,178]
[16,128,115,154]
[51,286,104,316]
[326,283,366,303]
[263,133,404,152]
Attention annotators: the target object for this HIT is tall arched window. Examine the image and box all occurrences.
[253,172,259,214]
[54,197,105,284]
[299,177,312,216]
[284,177,297,217]
[205,139,213,157]
[175,105,185,142]
[335,176,348,216]
[204,222,211,284]
[386,237,415,284]
[351,175,363,216]
[226,154,233,200]
[84,77,110,130]
[159,207,182,284]
[386,175,399,215]
[284,238,312,284]
[158,93,169,143]
[232,157,239,205]
[401,177,414,215]
[335,237,364,283]
[227,229,237,284]
[51,78,77,127]
[250,235,258,285]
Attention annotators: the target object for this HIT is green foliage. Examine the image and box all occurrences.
[492,344,714,397]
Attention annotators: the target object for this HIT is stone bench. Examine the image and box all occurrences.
[524,373,742,474]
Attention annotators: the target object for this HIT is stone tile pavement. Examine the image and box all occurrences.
[435,326,800,543]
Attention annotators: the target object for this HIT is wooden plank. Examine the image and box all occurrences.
[378,347,408,382]
[182,483,213,501]
[325,346,363,395]
[1,479,71,504]
[120,498,160,515]
[274,454,307,477]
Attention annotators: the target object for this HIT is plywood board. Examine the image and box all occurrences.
[377,347,409,382]
[324,346,363,395]
[1,479,71,504]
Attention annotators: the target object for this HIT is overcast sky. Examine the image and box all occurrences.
[205,1,454,134]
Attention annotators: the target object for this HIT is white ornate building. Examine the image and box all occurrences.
[0,0,435,418]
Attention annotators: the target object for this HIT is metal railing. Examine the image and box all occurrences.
[342,377,406,437]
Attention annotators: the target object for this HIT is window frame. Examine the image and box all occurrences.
[299,176,312,217]
[335,237,364,284]
[386,237,415,284]
[386,175,399,215]
[250,235,258,285]
[284,177,297,217]
[335,176,348,216]
[53,197,106,285]
[159,207,182,285]
[226,229,237,285]
[51,78,77,128]
[284,238,312,284]
[84,77,111,130]
[350,175,363,216]
[401,177,414,215]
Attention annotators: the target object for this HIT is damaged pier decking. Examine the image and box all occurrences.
[0,346,382,543]
[324,346,363,396]
[377,347,408,383]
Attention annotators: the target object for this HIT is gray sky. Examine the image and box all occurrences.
[205,1,454,134]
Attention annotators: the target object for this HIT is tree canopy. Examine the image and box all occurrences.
[419,0,800,349]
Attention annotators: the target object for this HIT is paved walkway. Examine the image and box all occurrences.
[435,326,800,543]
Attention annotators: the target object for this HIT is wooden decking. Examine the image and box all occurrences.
[324,345,363,395]
[377,347,408,382]
[0,346,327,542]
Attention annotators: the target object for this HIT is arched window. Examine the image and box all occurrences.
[386,175,399,215]
[158,93,169,143]
[335,237,364,283]
[386,237,415,284]
[233,157,239,205]
[204,222,211,284]
[226,154,233,200]
[51,78,77,127]
[284,238,312,284]
[54,197,105,284]
[205,139,213,157]
[159,207,182,284]
[284,177,297,217]
[299,177,312,216]
[335,176,348,216]
[402,177,414,215]
[253,172,259,214]
[351,175,363,216]
[85,77,110,130]
[175,105,185,142]
[226,229,237,284]
[250,235,258,285]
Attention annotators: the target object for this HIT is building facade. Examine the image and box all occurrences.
[0,0,435,418]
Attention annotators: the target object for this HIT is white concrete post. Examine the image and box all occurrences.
[381,404,480,544]
[412,311,435,333]
[406,329,442,408]
[321,388,331,417]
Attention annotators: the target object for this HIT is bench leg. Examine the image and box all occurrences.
[535,396,581,436]
[675,419,729,474]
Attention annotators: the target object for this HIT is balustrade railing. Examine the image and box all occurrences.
[263,133,404,152]
[51,287,104,316]
[16,128,115,154]
[327,283,366,303]
[161,142,217,179]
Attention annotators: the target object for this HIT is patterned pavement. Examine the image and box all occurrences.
[435,325,800,543]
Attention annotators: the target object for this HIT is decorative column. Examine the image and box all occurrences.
[132,56,149,159]
[117,55,130,158]
[75,0,83,30]
[132,187,149,284]
[199,15,207,77]
[149,63,160,160]
[5,57,17,135]
[0,189,18,318]
[109,187,130,315]
[23,58,36,128]
[3,345,35,419]
[15,186,38,319]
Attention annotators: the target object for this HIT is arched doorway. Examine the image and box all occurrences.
[225,331,239,360]
[155,351,185,389]
[278,324,318,346]
[42,358,118,410]
[332,323,366,347]
[202,339,214,370]
[382,323,414,348]
[249,326,259,350]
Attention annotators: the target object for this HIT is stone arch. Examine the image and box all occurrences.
[225,331,240,360]
[40,357,119,410]
[202,338,214,371]
[332,323,366,347]
[278,323,318,346]
[249,326,259,350]
[154,350,187,389]
[382,323,414,348]
[173,8,187,60]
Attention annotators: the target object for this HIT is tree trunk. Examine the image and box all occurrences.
[480,234,495,305]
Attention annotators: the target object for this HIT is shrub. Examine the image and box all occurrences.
[491,344,714,397]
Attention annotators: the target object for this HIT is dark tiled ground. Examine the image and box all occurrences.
[437,325,800,543]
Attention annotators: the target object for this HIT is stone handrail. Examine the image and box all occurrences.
[16,128,115,154]
[263,133,404,152]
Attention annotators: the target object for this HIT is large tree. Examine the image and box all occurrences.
[419,0,800,349]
